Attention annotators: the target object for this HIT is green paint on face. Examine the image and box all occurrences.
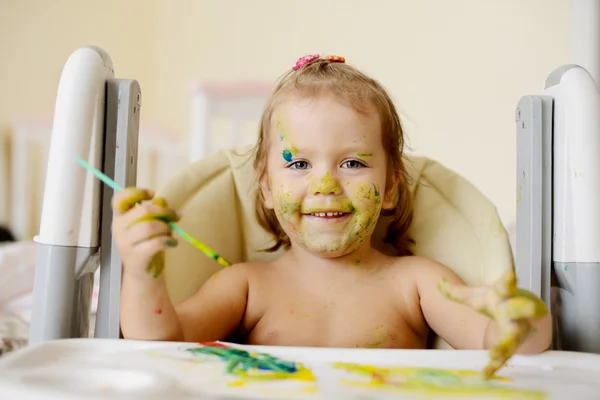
[357,153,373,157]
[373,184,380,199]
[278,197,301,221]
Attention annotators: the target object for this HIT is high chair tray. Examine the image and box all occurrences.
[0,338,598,399]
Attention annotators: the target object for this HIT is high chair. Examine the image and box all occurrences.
[158,147,514,349]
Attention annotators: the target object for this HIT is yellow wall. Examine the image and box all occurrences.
[0,0,571,218]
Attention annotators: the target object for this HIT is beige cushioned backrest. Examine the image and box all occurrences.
[158,148,514,349]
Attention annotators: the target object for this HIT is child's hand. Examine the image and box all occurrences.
[438,268,548,379]
[111,188,180,279]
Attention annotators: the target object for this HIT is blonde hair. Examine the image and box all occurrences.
[253,57,413,255]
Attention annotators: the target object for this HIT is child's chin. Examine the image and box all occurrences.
[299,240,358,258]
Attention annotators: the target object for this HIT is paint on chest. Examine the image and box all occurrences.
[356,324,396,348]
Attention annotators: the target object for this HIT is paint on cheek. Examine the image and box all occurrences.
[155,307,163,315]
[341,184,383,246]
[277,191,301,224]
[373,184,381,199]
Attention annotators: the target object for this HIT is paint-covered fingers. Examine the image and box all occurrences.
[491,269,518,298]
[482,320,531,380]
[111,191,180,280]
[499,292,549,321]
[122,201,180,229]
[112,187,154,214]
[119,232,178,281]
[500,298,538,321]
[514,289,549,319]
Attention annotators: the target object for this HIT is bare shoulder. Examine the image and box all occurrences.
[206,260,265,283]
[387,255,465,291]
[203,259,280,289]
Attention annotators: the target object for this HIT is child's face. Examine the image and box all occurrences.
[262,95,396,257]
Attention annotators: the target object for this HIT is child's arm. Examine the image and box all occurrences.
[120,264,248,342]
[414,257,551,376]
[112,187,249,343]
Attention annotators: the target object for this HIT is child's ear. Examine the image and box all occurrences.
[382,171,400,210]
[261,175,274,209]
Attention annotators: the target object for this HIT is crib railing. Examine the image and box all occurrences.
[3,119,186,242]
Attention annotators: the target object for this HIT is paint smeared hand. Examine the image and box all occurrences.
[438,269,548,380]
[112,188,180,279]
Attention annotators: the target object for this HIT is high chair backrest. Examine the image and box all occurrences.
[159,148,514,349]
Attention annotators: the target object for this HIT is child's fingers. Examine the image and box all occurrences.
[501,298,536,320]
[125,221,173,247]
[514,288,549,319]
[501,296,548,320]
[122,203,180,228]
[134,235,179,257]
[112,188,154,214]
[482,320,530,380]
[492,268,517,297]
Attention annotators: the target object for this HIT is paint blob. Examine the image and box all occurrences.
[187,344,314,381]
[282,148,293,162]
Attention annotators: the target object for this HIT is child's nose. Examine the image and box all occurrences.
[310,172,342,195]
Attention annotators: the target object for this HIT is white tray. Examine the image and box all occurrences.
[0,338,599,399]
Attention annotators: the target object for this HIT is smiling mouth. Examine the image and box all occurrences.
[304,212,350,218]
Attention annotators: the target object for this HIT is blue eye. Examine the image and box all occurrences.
[288,161,310,170]
[342,160,366,169]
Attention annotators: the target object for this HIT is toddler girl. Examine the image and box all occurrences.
[114,54,551,379]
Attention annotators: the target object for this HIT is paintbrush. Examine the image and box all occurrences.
[74,156,231,267]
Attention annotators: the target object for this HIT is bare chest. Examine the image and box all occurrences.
[243,281,426,349]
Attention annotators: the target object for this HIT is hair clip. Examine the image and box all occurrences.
[292,54,346,71]
[293,54,320,70]
[324,55,345,63]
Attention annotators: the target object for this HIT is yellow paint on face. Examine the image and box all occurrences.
[276,116,299,158]
[277,193,301,224]
[310,172,341,195]
[284,180,382,256]
[340,183,382,248]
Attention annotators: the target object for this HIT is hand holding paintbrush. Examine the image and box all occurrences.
[75,156,230,279]
[111,188,180,279]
